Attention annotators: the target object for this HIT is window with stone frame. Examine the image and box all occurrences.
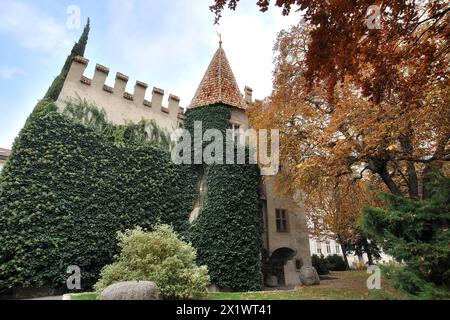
[228,122,241,144]
[336,244,341,254]
[275,209,288,233]
[326,241,331,254]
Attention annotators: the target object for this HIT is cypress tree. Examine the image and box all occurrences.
[27,19,90,119]
[42,18,90,103]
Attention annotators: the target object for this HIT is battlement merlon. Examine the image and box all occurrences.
[58,56,185,131]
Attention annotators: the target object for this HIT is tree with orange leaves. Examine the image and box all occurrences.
[216,0,449,199]
[216,2,448,287]
[246,18,447,266]
[247,16,448,200]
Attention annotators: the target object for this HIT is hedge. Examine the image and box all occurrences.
[186,104,264,291]
[0,110,197,292]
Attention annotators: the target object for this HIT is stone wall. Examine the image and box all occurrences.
[262,176,312,286]
[56,56,185,133]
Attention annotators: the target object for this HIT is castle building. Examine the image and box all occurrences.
[56,43,312,287]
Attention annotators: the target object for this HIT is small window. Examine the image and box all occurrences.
[228,122,241,144]
[316,241,322,255]
[336,245,340,254]
[326,241,331,254]
[295,259,302,270]
[275,209,288,233]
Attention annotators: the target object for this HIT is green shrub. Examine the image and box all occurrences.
[325,254,347,271]
[311,255,329,275]
[382,265,450,300]
[94,225,209,300]
[0,111,197,292]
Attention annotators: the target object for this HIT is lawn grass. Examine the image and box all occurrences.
[69,271,410,300]
[70,293,98,300]
[209,287,402,300]
[209,271,409,300]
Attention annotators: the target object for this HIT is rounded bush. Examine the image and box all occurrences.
[94,225,209,300]
[325,254,347,271]
[311,254,329,275]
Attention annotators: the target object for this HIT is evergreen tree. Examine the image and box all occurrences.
[27,18,90,120]
[360,174,450,296]
[42,18,90,103]
[347,234,382,266]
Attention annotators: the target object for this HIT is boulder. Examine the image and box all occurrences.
[266,275,278,287]
[99,281,159,300]
[207,284,220,293]
[299,266,320,286]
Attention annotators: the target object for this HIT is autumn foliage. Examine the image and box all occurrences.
[216,0,449,200]
[220,1,449,271]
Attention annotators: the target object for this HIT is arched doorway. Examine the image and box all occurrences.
[265,247,296,286]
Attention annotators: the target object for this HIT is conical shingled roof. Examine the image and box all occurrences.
[189,46,246,110]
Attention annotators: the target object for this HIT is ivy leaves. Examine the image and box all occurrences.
[0,111,197,292]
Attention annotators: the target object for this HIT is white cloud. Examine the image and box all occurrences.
[217,5,301,100]
[0,66,24,80]
[0,0,72,53]
[102,0,300,104]
[85,0,214,107]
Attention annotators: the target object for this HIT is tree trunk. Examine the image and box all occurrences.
[378,167,404,197]
[399,134,419,199]
[368,158,404,197]
[337,235,351,270]
[362,238,374,265]
[341,248,350,271]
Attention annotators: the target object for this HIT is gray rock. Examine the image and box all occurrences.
[299,266,320,286]
[266,275,278,287]
[207,284,220,293]
[99,281,159,300]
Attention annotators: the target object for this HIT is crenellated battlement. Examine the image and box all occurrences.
[56,56,185,133]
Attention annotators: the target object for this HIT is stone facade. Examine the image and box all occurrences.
[56,56,184,133]
[262,177,312,286]
[56,46,312,288]
[0,148,11,173]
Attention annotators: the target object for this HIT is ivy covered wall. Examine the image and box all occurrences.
[0,20,263,294]
[186,104,264,291]
[0,109,197,292]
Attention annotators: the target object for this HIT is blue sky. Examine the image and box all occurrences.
[0,0,300,149]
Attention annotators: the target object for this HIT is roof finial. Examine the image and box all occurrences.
[216,32,222,48]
